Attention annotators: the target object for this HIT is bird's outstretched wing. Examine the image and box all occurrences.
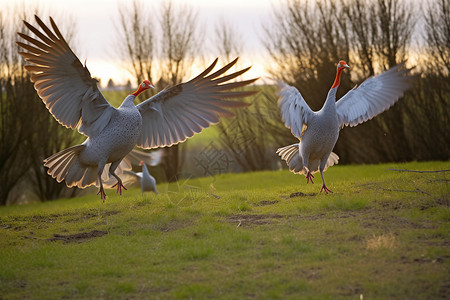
[277,82,314,140]
[17,15,115,137]
[136,58,258,149]
[336,62,413,128]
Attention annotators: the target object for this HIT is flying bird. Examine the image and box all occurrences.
[277,60,413,193]
[124,161,158,195]
[17,15,257,201]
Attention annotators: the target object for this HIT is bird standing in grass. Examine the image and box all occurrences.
[124,161,158,195]
[277,60,413,193]
[17,15,257,201]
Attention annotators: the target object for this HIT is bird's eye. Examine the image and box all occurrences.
[141,83,146,88]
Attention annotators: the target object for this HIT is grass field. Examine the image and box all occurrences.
[0,161,449,299]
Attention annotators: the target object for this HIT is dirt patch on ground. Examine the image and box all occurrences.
[47,230,108,243]
[226,212,336,227]
[289,192,317,198]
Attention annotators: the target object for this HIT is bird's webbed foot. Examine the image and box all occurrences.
[97,186,107,202]
[112,181,127,196]
[306,172,314,184]
[320,184,333,194]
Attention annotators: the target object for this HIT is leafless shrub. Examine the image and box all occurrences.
[0,8,81,204]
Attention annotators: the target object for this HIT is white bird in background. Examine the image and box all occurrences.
[277,60,413,193]
[124,161,158,195]
[17,15,257,201]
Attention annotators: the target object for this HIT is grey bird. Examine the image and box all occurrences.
[277,60,413,193]
[124,161,158,195]
[17,15,257,201]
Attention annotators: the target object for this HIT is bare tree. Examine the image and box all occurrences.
[263,0,351,111]
[117,0,155,86]
[342,0,376,76]
[213,17,244,63]
[403,0,450,161]
[158,0,200,86]
[424,0,450,75]
[372,0,415,69]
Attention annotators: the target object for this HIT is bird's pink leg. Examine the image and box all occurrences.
[306,172,314,184]
[97,185,107,202]
[112,181,127,196]
[320,184,333,194]
[319,169,332,194]
[109,160,127,196]
[97,163,108,202]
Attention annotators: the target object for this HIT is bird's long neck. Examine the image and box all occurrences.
[120,94,136,108]
[322,68,343,112]
[142,163,149,175]
[331,67,344,90]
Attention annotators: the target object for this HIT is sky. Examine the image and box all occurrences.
[2,0,274,87]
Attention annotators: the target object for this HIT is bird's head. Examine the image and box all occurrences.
[131,80,155,96]
[139,160,145,166]
[337,60,350,70]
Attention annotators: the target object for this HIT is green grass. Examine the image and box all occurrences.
[0,161,449,299]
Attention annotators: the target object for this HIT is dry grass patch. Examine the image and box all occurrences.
[365,233,397,250]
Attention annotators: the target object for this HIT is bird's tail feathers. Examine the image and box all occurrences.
[305,152,340,174]
[277,144,339,175]
[44,145,90,187]
[65,162,98,188]
[324,152,339,170]
[44,145,99,189]
[276,144,305,174]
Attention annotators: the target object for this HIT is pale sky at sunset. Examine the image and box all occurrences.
[2,0,273,87]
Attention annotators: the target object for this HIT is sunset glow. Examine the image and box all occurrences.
[2,0,272,87]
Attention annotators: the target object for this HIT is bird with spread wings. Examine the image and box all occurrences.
[17,15,258,201]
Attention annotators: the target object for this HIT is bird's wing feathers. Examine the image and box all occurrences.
[136,58,258,149]
[336,62,413,128]
[124,149,164,167]
[277,81,314,140]
[123,171,143,179]
[17,16,114,137]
